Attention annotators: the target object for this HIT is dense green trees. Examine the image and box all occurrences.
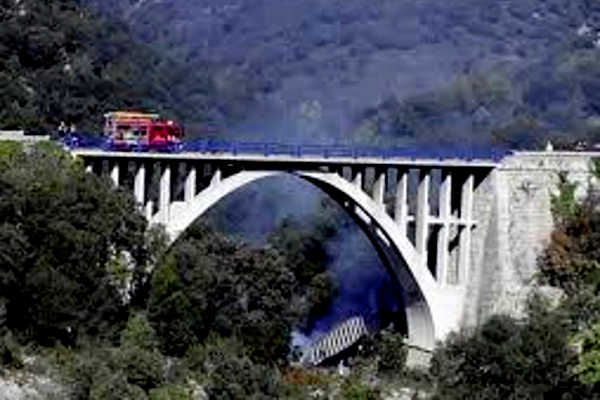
[148,225,297,362]
[430,303,587,399]
[537,182,600,391]
[0,0,200,131]
[0,142,151,345]
[11,0,600,147]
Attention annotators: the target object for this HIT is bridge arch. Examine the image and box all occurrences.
[155,170,440,356]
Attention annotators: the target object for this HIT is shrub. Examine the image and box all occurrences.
[430,301,585,400]
[574,319,600,386]
[149,384,191,400]
[0,144,153,346]
[550,172,579,224]
[0,331,23,369]
[121,312,158,351]
[149,227,297,362]
[185,336,282,400]
[340,379,380,400]
[539,191,600,293]
[375,330,407,375]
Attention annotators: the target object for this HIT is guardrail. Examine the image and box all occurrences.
[61,133,512,162]
[182,139,511,161]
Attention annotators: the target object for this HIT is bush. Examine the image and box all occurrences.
[149,226,297,362]
[0,331,23,369]
[0,144,153,346]
[118,345,164,392]
[89,373,149,400]
[184,336,282,400]
[430,300,585,400]
[121,312,158,351]
[149,384,191,400]
[58,341,166,399]
[574,318,600,386]
[539,192,600,294]
[375,330,407,375]
[340,379,380,400]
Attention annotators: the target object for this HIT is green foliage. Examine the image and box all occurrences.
[574,319,600,386]
[89,374,149,400]
[0,0,196,131]
[148,385,191,400]
[121,313,159,351]
[149,225,297,362]
[0,331,23,369]
[267,199,344,328]
[118,345,164,392]
[374,330,407,375]
[184,336,282,400]
[430,299,584,400]
[58,342,166,399]
[593,158,600,181]
[0,140,23,166]
[540,192,600,293]
[339,379,380,400]
[550,172,579,223]
[0,144,152,345]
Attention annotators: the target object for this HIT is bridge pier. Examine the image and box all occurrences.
[395,169,409,236]
[458,173,474,284]
[134,163,146,206]
[159,163,171,224]
[110,161,120,187]
[373,168,386,206]
[415,169,430,257]
[184,164,196,202]
[437,170,452,285]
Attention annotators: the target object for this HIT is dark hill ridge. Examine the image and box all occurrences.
[84,0,600,147]
[0,0,192,130]
[6,0,600,146]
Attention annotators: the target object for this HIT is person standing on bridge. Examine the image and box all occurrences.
[58,121,67,136]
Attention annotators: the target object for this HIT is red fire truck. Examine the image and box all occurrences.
[104,111,184,151]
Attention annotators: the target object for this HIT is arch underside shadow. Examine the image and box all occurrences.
[154,170,439,354]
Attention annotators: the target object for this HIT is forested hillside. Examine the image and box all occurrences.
[85,0,600,147]
[0,0,207,131]
[5,0,600,147]
[7,0,600,147]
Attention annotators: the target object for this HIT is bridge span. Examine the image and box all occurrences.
[71,148,597,364]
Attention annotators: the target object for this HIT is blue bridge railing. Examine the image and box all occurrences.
[181,138,511,162]
[61,133,511,162]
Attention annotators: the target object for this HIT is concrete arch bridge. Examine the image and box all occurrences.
[72,149,589,364]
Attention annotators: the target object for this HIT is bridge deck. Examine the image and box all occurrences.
[71,149,499,169]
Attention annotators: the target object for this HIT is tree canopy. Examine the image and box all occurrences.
[0,142,151,345]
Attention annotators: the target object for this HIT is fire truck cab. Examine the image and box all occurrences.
[104,111,184,151]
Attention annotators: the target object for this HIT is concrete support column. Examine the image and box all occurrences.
[184,164,197,202]
[110,161,120,187]
[415,169,430,256]
[210,167,222,187]
[395,169,409,237]
[458,174,474,283]
[159,163,171,223]
[373,168,386,206]
[437,170,452,284]
[352,168,363,190]
[134,163,146,206]
[145,201,153,221]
